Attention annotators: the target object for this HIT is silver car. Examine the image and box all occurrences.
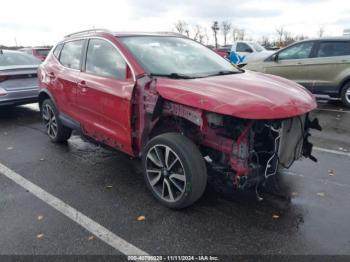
[0,49,41,106]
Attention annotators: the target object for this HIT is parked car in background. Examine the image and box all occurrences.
[213,45,231,58]
[20,47,51,61]
[38,29,319,208]
[229,41,274,64]
[245,37,350,107]
[0,49,41,106]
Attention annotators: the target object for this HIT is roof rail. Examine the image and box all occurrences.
[156,31,186,37]
[64,28,112,38]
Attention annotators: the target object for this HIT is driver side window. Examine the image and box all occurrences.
[278,41,314,60]
[85,39,127,79]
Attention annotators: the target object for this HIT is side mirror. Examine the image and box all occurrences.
[273,54,279,62]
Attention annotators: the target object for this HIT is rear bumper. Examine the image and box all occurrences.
[0,88,39,106]
[0,97,38,106]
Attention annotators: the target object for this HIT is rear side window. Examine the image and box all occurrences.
[85,39,126,79]
[59,40,84,70]
[236,43,253,53]
[0,52,41,66]
[53,44,63,58]
[317,41,350,57]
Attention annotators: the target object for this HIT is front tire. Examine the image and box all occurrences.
[340,82,350,108]
[41,99,72,143]
[142,133,207,209]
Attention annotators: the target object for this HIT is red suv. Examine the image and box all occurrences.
[38,29,320,208]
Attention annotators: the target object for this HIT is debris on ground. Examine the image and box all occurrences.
[291,192,298,196]
[7,147,13,150]
[88,235,95,241]
[317,192,325,197]
[37,215,44,221]
[36,233,44,239]
[272,214,280,219]
[328,170,335,176]
[137,215,146,221]
[105,185,113,189]
[39,158,45,161]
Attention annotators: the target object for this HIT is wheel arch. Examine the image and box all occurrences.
[339,76,350,95]
[38,90,57,111]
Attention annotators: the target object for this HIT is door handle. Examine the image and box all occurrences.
[78,81,89,93]
[297,62,303,65]
[77,81,88,88]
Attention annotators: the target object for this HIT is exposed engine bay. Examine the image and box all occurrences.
[201,111,322,191]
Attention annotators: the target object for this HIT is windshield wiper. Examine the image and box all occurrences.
[150,73,195,79]
[207,70,243,77]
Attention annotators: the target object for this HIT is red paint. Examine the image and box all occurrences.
[213,49,228,58]
[156,70,316,120]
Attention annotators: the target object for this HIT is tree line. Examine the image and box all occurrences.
[174,20,326,49]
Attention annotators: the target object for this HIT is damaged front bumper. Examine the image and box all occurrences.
[201,113,322,190]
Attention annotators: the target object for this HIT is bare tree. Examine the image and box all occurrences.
[200,28,209,44]
[221,21,231,46]
[232,26,245,41]
[276,26,285,47]
[237,29,245,40]
[261,36,271,49]
[283,31,294,46]
[318,26,325,37]
[193,24,206,42]
[174,20,188,35]
[211,21,220,48]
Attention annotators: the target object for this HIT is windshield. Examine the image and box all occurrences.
[0,52,41,66]
[120,36,240,78]
[250,42,265,52]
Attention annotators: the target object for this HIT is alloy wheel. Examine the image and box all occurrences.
[346,88,350,104]
[145,144,187,203]
[42,104,58,139]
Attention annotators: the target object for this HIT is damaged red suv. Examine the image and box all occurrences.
[38,30,321,208]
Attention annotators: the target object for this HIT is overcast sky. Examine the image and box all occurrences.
[0,0,349,46]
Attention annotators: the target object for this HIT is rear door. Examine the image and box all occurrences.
[263,41,316,86]
[52,39,85,119]
[303,40,350,94]
[77,38,135,154]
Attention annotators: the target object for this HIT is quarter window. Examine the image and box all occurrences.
[53,44,63,58]
[85,39,126,79]
[317,41,350,57]
[278,41,314,60]
[59,40,84,70]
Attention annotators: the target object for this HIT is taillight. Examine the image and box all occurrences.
[0,76,8,82]
[0,87,8,96]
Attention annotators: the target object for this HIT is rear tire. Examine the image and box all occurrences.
[142,133,207,209]
[340,82,350,108]
[41,99,72,143]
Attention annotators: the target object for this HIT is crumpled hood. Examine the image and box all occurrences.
[155,70,317,119]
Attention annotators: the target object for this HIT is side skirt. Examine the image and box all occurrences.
[58,113,81,131]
